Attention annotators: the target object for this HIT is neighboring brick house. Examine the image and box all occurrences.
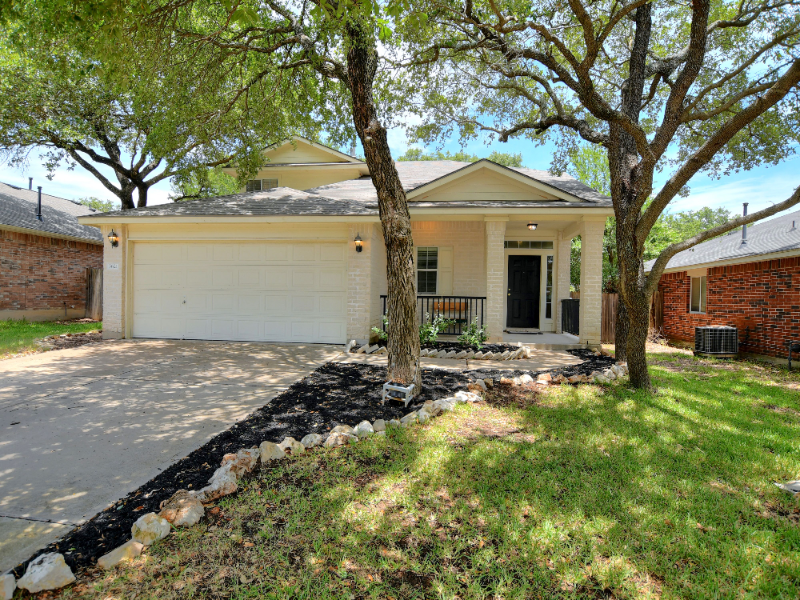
[79,137,612,347]
[646,208,800,360]
[0,181,104,321]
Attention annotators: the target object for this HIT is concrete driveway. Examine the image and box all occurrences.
[0,340,341,573]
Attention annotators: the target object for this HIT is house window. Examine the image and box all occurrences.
[545,255,554,319]
[690,275,707,313]
[246,178,278,192]
[417,247,438,294]
[504,241,554,249]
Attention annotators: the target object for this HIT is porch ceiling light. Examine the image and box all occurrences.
[354,233,363,252]
[108,229,119,247]
[527,222,538,231]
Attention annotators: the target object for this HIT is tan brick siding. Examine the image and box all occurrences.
[484,220,507,341]
[0,228,102,313]
[578,220,604,346]
[347,223,373,343]
[101,224,126,338]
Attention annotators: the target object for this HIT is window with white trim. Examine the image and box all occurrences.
[417,247,438,294]
[690,275,707,313]
[246,178,279,192]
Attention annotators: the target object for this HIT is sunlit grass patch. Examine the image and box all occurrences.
[0,318,100,358]
[63,349,800,599]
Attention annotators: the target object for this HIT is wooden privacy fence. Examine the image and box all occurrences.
[86,267,103,321]
[600,292,663,344]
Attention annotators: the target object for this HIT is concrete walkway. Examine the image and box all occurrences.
[336,347,582,371]
[0,340,340,573]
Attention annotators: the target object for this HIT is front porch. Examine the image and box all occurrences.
[369,217,605,349]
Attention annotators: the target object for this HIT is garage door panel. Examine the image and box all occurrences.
[133,241,347,343]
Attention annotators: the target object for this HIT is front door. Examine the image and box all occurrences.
[506,255,541,328]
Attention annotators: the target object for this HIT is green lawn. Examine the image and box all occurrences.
[67,349,800,599]
[0,319,101,358]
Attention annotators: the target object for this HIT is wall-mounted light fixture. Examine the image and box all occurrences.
[108,229,120,248]
[354,233,363,252]
[527,222,538,231]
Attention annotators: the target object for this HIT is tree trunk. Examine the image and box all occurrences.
[624,287,651,389]
[615,299,628,361]
[136,183,149,208]
[345,17,420,391]
[117,186,136,210]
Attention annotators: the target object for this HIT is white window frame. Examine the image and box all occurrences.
[417,247,439,295]
[246,178,279,192]
[690,275,707,314]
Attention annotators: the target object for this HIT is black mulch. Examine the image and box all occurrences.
[375,340,522,353]
[14,349,612,578]
[463,349,616,379]
[13,364,472,577]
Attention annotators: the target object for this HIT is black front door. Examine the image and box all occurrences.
[507,255,541,328]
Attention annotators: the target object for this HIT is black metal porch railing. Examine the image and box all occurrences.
[380,295,486,336]
[561,298,580,336]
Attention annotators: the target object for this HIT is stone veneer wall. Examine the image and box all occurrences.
[658,256,800,358]
[0,228,102,319]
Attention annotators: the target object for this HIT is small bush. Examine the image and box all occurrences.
[371,315,389,342]
[457,317,489,349]
[419,313,456,345]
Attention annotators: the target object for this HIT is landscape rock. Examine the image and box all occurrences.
[500,351,511,360]
[465,351,475,359]
[97,540,145,569]
[372,419,386,432]
[132,513,171,546]
[354,420,375,437]
[366,344,380,354]
[259,441,286,461]
[519,374,534,385]
[345,340,357,353]
[611,364,626,378]
[278,437,306,455]
[400,411,418,425]
[2,573,14,600]
[375,430,386,437]
[432,398,456,412]
[331,424,355,435]
[356,344,370,354]
[301,433,324,448]
[594,374,611,384]
[445,350,457,358]
[474,351,484,359]
[221,448,260,476]
[194,463,238,503]
[500,377,514,385]
[554,374,568,384]
[389,419,401,428]
[16,553,75,593]
[417,408,431,423]
[538,373,552,383]
[455,390,481,403]
[603,369,617,381]
[374,346,388,355]
[419,349,430,357]
[455,350,468,359]
[422,400,443,417]
[482,352,495,359]
[159,490,205,526]
[473,378,488,390]
[324,431,356,447]
[483,378,494,388]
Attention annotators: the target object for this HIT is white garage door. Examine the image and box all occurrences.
[132,242,347,343]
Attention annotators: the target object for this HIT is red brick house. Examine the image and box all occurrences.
[647,208,800,361]
[0,181,104,321]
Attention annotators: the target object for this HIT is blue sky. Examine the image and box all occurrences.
[1,128,797,220]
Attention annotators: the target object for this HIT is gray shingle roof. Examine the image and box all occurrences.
[645,208,800,271]
[0,182,103,243]
[85,160,611,220]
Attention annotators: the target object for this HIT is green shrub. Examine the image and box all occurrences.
[419,313,455,345]
[457,317,489,349]
[371,315,389,341]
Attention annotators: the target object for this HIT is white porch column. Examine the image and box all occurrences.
[484,218,507,342]
[555,231,572,334]
[347,223,373,344]
[578,219,605,347]
[101,224,127,339]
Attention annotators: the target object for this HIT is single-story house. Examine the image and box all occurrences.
[0,181,103,321]
[78,138,612,346]
[646,208,800,360]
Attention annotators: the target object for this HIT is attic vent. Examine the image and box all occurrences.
[246,179,278,192]
[694,326,738,358]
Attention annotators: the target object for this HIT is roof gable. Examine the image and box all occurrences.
[264,137,363,165]
[407,160,582,203]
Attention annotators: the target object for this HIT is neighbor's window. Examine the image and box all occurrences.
[246,178,279,192]
[545,255,554,319]
[690,275,707,313]
[417,247,438,294]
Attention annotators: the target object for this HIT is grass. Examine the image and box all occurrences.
[64,348,800,599]
[0,319,101,358]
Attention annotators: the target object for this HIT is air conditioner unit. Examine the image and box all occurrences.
[694,326,738,358]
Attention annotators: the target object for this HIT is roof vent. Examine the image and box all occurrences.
[792,220,796,231]
[741,203,748,244]
[28,177,33,190]
[36,186,43,221]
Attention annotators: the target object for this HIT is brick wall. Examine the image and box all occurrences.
[658,256,800,357]
[578,220,604,346]
[484,219,507,342]
[0,228,102,312]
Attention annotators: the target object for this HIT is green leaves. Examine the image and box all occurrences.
[230,6,259,27]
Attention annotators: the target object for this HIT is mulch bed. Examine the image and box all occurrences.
[47,331,103,351]
[13,364,473,578]
[463,349,616,379]
[14,349,611,578]
[374,340,522,353]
